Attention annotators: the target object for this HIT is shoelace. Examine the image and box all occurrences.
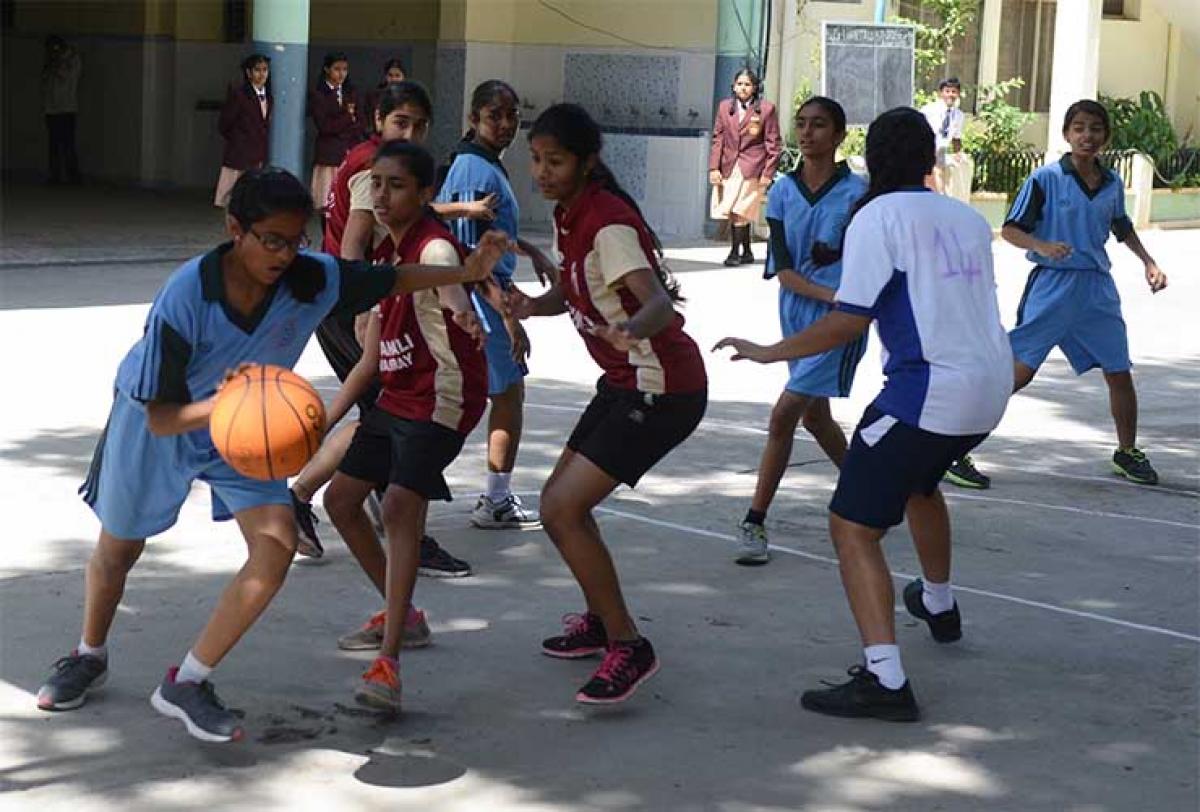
[198,680,230,711]
[364,658,399,686]
[560,612,593,638]
[52,654,92,673]
[362,608,424,632]
[1125,448,1148,462]
[593,644,637,684]
[820,664,869,688]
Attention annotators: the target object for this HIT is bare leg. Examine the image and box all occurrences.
[81,531,146,647]
[487,382,524,475]
[191,504,295,667]
[906,490,951,584]
[749,392,808,513]
[378,486,425,659]
[828,513,893,645]
[291,420,359,503]
[324,473,387,596]
[801,397,849,468]
[539,450,635,640]
[1104,370,1138,449]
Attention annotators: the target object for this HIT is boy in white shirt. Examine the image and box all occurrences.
[920,78,965,195]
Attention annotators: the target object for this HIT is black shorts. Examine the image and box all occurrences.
[316,313,382,416]
[567,379,706,487]
[830,406,988,529]
[337,409,466,501]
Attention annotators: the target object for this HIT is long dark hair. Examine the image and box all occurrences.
[731,67,762,107]
[320,51,352,92]
[461,79,519,146]
[846,107,934,224]
[239,53,271,97]
[529,103,681,302]
[376,80,433,123]
[377,58,406,88]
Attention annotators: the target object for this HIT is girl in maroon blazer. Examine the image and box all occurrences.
[709,68,782,266]
[308,52,361,214]
[214,54,271,207]
[362,58,406,141]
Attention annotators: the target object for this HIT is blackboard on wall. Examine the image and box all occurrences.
[821,23,915,127]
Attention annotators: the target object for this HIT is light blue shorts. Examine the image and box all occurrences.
[780,289,866,398]
[480,293,527,396]
[1009,267,1131,375]
[79,390,291,540]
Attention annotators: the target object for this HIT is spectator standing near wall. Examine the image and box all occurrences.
[308,52,361,216]
[42,35,82,185]
[920,78,965,195]
[214,54,272,208]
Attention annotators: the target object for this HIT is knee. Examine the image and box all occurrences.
[323,481,359,526]
[538,487,578,539]
[247,527,296,574]
[1104,371,1134,393]
[768,403,802,439]
[801,408,829,436]
[91,538,143,576]
[380,488,421,529]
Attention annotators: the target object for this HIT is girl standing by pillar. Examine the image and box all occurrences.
[214,54,271,208]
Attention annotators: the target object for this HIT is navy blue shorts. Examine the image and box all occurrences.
[830,406,988,529]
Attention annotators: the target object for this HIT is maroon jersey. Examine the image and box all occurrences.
[553,183,707,395]
[323,135,394,260]
[375,215,487,434]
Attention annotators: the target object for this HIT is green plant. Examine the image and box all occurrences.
[894,0,980,85]
[839,127,866,158]
[962,78,1035,155]
[1100,91,1177,162]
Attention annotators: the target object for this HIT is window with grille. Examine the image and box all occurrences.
[895,0,985,112]
[996,0,1056,112]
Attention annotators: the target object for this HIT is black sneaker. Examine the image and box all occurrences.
[542,612,608,659]
[723,248,741,267]
[943,455,991,489]
[575,638,659,705]
[150,667,244,743]
[800,665,920,722]
[37,651,108,711]
[417,535,472,578]
[903,579,962,643]
[290,489,323,559]
[1112,447,1158,485]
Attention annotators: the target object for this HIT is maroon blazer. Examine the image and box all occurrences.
[709,98,782,181]
[218,82,271,170]
[308,82,362,167]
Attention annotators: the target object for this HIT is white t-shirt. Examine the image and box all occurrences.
[835,190,1012,436]
[920,100,964,150]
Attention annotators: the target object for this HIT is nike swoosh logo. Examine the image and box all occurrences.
[868,658,888,664]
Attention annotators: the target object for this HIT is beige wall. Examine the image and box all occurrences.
[310,0,440,42]
[1099,4,1171,101]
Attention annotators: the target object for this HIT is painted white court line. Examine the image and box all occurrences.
[940,491,1198,530]
[592,505,1200,645]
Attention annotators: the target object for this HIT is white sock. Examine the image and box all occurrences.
[177,651,213,684]
[922,579,955,614]
[486,471,512,502]
[864,644,906,689]
[78,639,107,660]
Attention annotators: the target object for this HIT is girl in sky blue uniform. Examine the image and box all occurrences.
[438,80,554,529]
[736,97,867,565]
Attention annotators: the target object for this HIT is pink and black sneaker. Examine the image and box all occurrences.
[575,638,659,705]
[541,612,607,659]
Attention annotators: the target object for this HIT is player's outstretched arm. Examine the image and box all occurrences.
[388,230,511,294]
[714,310,870,364]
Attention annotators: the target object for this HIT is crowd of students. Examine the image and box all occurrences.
[33,53,1169,744]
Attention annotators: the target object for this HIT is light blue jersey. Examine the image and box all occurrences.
[1005,154,1133,272]
[437,142,519,281]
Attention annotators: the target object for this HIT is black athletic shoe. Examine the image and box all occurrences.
[417,535,472,578]
[542,612,608,659]
[723,248,741,267]
[903,579,962,643]
[800,665,920,722]
[290,489,323,559]
[37,651,108,711]
[575,638,659,705]
[1112,447,1158,485]
[943,455,991,489]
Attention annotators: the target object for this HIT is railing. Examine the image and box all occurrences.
[1100,150,1137,187]
[1150,147,1200,189]
[969,149,1044,197]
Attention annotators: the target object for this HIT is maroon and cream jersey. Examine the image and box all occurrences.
[323,135,393,260]
[553,183,706,394]
[375,215,487,434]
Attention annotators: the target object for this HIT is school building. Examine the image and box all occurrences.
[2,0,1196,239]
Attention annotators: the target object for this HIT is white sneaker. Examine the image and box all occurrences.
[470,494,541,529]
[735,521,770,566]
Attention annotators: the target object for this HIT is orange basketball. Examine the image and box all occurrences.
[210,365,326,481]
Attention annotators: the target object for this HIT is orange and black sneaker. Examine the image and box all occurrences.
[355,656,402,713]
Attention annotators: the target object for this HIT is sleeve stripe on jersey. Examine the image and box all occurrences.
[834,301,875,318]
[1004,177,1044,233]
[1111,215,1134,242]
[765,217,792,280]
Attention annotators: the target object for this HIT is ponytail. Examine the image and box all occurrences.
[590,160,682,302]
[846,107,935,225]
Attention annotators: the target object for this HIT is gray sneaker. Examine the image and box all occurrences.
[470,493,541,529]
[735,521,770,566]
[150,667,244,743]
[336,608,432,651]
[37,651,108,711]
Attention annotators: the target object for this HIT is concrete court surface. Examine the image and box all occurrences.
[0,184,1197,811]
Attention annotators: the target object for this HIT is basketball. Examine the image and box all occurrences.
[210,364,327,481]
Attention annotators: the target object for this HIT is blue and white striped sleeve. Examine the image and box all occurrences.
[834,205,893,318]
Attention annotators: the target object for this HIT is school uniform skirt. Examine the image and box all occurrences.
[710,165,766,222]
[310,164,338,212]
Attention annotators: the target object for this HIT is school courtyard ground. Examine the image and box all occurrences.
[0,182,1196,811]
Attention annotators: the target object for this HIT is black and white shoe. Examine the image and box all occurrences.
[417,535,472,578]
[290,489,323,559]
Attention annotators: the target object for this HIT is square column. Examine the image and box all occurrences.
[1046,0,1102,154]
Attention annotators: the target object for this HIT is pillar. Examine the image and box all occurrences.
[1045,0,1102,155]
[254,0,310,177]
[976,0,1003,88]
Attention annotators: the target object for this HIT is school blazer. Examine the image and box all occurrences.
[308,82,362,166]
[709,98,782,182]
[218,83,271,170]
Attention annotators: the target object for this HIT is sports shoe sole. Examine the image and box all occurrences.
[37,670,107,711]
[1111,462,1158,486]
[337,633,432,651]
[417,566,472,579]
[799,693,920,722]
[942,470,989,490]
[735,551,770,566]
[541,644,606,660]
[469,516,543,530]
[575,658,661,705]
[354,684,402,714]
[150,687,243,743]
[295,538,324,559]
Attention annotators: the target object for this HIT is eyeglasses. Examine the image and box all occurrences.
[249,227,310,253]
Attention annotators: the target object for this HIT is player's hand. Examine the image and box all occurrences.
[452,310,485,349]
[590,323,641,352]
[465,192,499,221]
[1145,262,1167,293]
[709,170,724,186]
[219,362,256,390]
[510,320,531,363]
[505,286,537,321]
[464,231,511,284]
[1037,240,1072,260]
[712,337,771,363]
[515,239,559,287]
